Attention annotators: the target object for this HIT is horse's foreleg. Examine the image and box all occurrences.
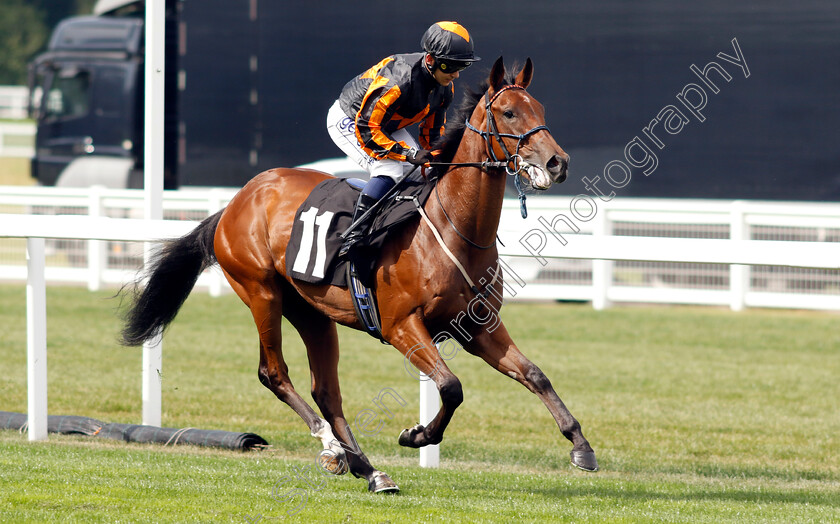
[464,324,598,471]
[388,315,463,449]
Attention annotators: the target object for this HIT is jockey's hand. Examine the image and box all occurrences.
[406,148,434,166]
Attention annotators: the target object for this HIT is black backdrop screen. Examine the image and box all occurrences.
[177,0,840,201]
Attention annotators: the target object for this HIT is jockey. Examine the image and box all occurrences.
[327,21,480,258]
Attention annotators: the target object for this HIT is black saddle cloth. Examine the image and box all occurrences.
[285,171,435,286]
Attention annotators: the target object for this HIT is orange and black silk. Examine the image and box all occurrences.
[338,52,453,162]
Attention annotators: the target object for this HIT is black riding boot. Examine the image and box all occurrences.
[339,193,378,259]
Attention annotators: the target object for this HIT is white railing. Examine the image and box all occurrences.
[0,121,35,158]
[2,191,838,460]
[496,197,840,311]
[3,214,198,442]
[0,185,235,291]
[1,186,839,311]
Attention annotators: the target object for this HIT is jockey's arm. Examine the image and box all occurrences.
[354,86,413,162]
[419,83,452,149]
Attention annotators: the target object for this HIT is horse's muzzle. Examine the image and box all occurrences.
[546,153,569,184]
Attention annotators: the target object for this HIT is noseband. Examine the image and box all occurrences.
[464,84,551,218]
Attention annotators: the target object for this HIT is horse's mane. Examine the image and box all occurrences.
[429,69,519,178]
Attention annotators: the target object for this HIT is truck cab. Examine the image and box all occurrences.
[28,1,177,188]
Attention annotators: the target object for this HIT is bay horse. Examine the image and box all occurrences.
[120,57,598,493]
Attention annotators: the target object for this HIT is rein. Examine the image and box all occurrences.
[433,184,496,250]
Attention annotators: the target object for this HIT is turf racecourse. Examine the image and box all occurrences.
[1,284,838,523]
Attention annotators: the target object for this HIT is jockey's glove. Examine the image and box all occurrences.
[406,148,434,166]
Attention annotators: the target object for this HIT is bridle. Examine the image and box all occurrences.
[403,83,551,297]
[433,83,551,219]
[468,85,551,174]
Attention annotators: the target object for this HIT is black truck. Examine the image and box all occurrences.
[28,0,257,188]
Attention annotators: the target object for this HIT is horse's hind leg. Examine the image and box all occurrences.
[464,324,598,472]
[282,287,399,493]
[236,281,336,449]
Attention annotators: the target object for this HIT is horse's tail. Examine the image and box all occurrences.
[119,209,224,346]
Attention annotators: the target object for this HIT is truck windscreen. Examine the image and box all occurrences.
[44,70,91,121]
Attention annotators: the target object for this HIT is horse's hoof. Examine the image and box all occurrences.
[398,424,424,448]
[368,471,399,493]
[570,449,599,472]
[318,450,349,475]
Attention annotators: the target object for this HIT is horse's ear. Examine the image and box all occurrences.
[515,57,533,89]
[489,56,506,92]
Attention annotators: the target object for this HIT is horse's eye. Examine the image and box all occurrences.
[503,110,514,119]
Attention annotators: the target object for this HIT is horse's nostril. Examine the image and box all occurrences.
[546,154,565,173]
[545,154,568,183]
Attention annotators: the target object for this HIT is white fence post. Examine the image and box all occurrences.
[418,370,440,468]
[26,237,48,441]
[730,201,748,311]
[142,0,166,428]
[142,336,163,427]
[87,186,106,292]
[591,208,613,310]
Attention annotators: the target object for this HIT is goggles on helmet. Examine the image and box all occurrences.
[437,59,472,74]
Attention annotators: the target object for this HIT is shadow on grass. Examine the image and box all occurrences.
[532,481,839,508]
[430,463,839,509]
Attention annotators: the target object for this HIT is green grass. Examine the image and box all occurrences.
[1,285,839,522]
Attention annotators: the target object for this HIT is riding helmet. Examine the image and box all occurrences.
[421,21,481,64]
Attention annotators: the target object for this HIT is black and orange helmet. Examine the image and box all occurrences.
[421,21,480,72]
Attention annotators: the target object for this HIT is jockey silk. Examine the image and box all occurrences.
[338,52,453,162]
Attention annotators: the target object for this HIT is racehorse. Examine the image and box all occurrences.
[120,57,598,493]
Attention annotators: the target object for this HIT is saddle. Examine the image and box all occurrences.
[285,171,435,339]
